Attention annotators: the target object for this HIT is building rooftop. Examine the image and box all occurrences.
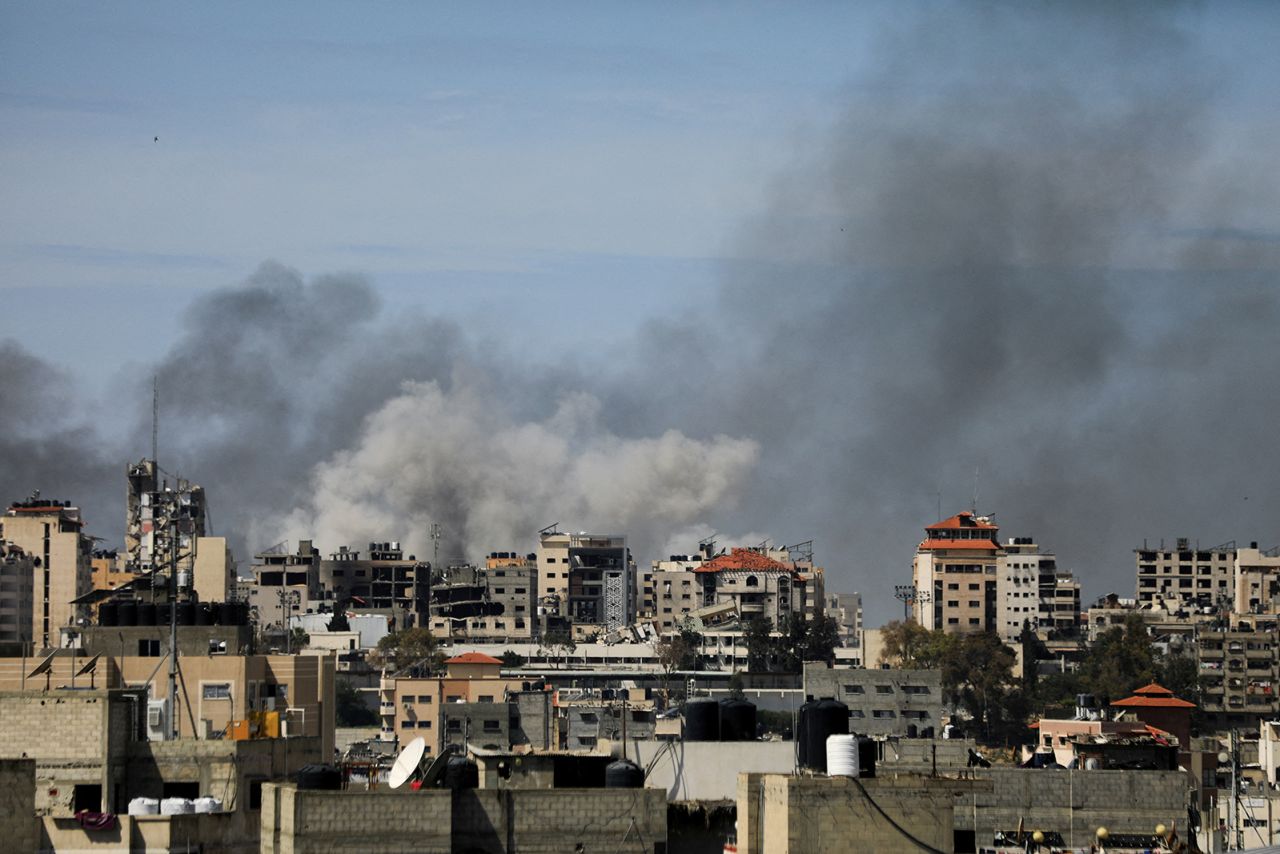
[694,547,794,574]
[1111,682,1196,710]
[917,538,1000,552]
[444,652,504,665]
[926,512,997,530]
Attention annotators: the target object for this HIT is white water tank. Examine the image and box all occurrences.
[193,797,222,813]
[160,797,194,815]
[826,734,860,778]
[128,797,159,816]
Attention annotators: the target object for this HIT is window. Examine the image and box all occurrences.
[849,709,865,718]
[843,684,864,695]
[401,720,414,729]
[872,710,896,719]
[446,719,462,732]
[417,721,432,728]
[138,639,161,657]
[746,576,758,587]
[875,685,894,694]
[483,720,501,732]
[479,695,494,703]
[417,695,433,704]
[202,683,231,700]
[580,712,599,723]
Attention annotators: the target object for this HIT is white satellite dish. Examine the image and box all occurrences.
[388,737,427,789]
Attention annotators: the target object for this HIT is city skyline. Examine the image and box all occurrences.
[4,3,1280,625]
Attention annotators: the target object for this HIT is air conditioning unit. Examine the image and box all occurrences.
[146,699,170,741]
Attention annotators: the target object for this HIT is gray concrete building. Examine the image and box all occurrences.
[803,662,942,736]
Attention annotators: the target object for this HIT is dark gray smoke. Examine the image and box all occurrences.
[609,3,1280,617]
[3,5,1277,623]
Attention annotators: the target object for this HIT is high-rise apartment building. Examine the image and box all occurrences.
[825,592,863,648]
[912,512,1000,634]
[2,497,93,649]
[1135,539,1237,608]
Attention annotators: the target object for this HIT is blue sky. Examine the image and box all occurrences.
[0,2,898,380]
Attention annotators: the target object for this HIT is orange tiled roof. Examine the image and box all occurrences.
[1112,682,1196,709]
[926,512,998,530]
[695,547,794,574]
[444,652,504,665]
[918,538,1000,551]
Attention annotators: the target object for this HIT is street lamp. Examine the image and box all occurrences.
[1096,826,1108,852]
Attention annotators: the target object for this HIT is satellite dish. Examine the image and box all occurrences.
[27,652,57,679]
[75,653,102,678]
[388,737,427,789]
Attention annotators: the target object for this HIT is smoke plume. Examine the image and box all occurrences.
[3,5,1279,622]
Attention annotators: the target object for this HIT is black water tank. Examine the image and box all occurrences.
[194,603,211,626]
[800,699,849,772]
[920,726,935,739]
[207,602,223,625]
[443,757,478,790]
[117,600,137,626]
[684,699,720,741]
[719,699,757,742]
[232,602,250,625]
[295,764,342,790]
[176,601,195,626]
[98,601,118,627]
[604,759,644,788]
[858,737,877,779]
[137,602,157,626]
[796,698,818,767]
[906,723,919,739]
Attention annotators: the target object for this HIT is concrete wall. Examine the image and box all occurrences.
[950,768,1191,850]
[39,812,253,854]
[261,783,667,854]
[629,740,795,801]
[736,772,965,854]
[0,759,37,854]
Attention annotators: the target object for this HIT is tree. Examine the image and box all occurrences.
[540,628,576,669]
[728,671,745,700]
[373,627,444,676]
[289,627,310,652]
[335,678,378,726]
[1074,613,1154,702]
[656,627,703,678]
[744,616,775,672]
[500,649,527,668]
[878,619,952,668]
[941,632,1018,742]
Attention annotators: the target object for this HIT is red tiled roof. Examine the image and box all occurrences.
[444,652,504,665]
[918,538,1000,551]
[1112,682,1196,709]
[927,512,998,530]
[695,547,794,574]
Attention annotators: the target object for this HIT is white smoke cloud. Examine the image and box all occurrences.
[270,379,760,561]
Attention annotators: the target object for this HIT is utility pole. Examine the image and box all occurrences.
[168,516,179,739]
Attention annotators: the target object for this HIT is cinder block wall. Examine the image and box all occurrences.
[952,768,1190,848]
[262,784,666,854]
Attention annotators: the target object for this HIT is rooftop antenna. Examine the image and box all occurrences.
[429,523,442,567]
[152,375,159,465]
[972,466,980,515]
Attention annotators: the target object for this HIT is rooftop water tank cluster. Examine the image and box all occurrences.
[683,698,758,742]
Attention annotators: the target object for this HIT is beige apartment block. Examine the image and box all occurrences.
[379,652,526,751]
[912,512,1000,634]
[2,498,93,649]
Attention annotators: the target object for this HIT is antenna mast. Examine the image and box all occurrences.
[152,376,159,464]
[429,523,442,566]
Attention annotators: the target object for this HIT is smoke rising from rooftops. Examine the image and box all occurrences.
[2,5,1279,620]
